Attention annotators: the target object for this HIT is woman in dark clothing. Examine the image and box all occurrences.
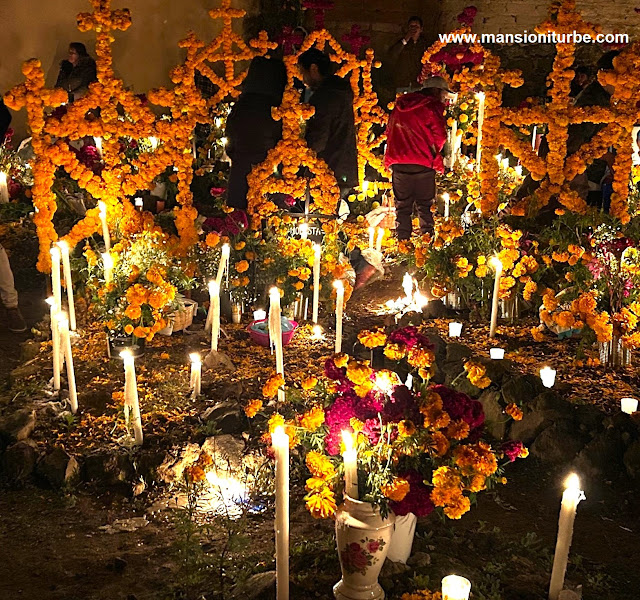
[55,42,97,102]
[225,57,287,210]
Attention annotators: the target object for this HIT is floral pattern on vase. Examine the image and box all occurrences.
[340,537,386,576]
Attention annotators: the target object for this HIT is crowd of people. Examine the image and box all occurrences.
[0,26,629,332]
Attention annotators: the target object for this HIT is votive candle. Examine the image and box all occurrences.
[621,397,638,414]
[442,575,471,600]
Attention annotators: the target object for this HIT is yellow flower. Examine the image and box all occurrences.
[306,487,337,519]
[333,353,349,368]
[299,406,325,431]
[268,413,285,433]
[505,403,523,421]
[463,361,491,389]
[397,420,416,437]
[244,399,263,418]
[358,328,387,348]
[263,373,285,398]
[306,451,336,479]
[301,376,318,391]
[346,360,372,386]
[384,343,406,361]
[381,477,410,502]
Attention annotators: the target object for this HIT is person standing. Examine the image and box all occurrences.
[0,102,27,333]
[225,56,287,211]
[385,76,449,241]
[387,17,428,95]
[55,42,97,102]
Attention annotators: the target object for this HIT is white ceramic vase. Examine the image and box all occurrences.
[386,512,417,564]
[334,497,395,600]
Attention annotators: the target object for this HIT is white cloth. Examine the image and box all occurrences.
[0,245,18,308]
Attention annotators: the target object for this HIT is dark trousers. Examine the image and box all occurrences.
[392,164,436,240]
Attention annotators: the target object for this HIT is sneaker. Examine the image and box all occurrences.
[6,307,27,333]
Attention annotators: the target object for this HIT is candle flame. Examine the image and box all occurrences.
[221,243,230,256]
[119,349,133,360]
[189,352,201,364]
[489,256,502,271]
[208,280,220,295]
[442,192,450,201]
[269,286,280,299]
[564,473,580,491]
[312,324,323,338]
[341,429,354,452]
[50,246,61,258]
[45,297,55,307]
[333,280,344,291]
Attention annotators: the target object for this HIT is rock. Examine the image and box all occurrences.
[397,311,424,328]
[478,390,508,440]
[106,557,128,573]
[573,429,625,479]
[36,447,79,488]
[20,339,41,362]
[531,390,574,415]
[422,300,448,319]
[531,420,588,464]
[509,410,553,444]
[231,571,276,600]
[623,440,640,479]
[425,332,448,364]
[501,374,546,407]
[2,439,38,483]
[573,404,604,436]
[380,559,410,577]
[204,350,236,372]
[0,409,36,447]
[445,343,473,364]
[155,443,201,484]
[84,451,134,486]
[100,516,149,534]
[406,551,431,567]
[202,401,246,435]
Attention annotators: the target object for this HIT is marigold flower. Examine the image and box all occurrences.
[381,477,410,502]
[397,420,416,437]
[301,375,318,391]
[306,487,337,519]
[333,353,349,368]
[463,361,491,389]
[505,403,523,421]
[235,260,249,273]
[346,360,372,386]
[244,399,263,418]
[263,373,285,398]
[306,450,336,479]
[206,232,220,247]
[358,328,387,348]
[299,406,325,430]
[384,342,406,361]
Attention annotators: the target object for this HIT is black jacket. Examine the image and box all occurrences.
[225,57,286,210]
[0,100,11,141]
[55,56,97,100]
[305,75,358,189]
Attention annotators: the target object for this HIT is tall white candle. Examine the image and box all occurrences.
[375,227,384,253]
[269,287,285,403]
[189,353,202,398]
[98,201,110,252]
[532,125,538,152]
[312,243,321,324]
[442,575,471,600]
[501,157,509,171]
[334,280,344,353]
[443,192,450,218]
[0,172,9,203]
[548,474,585,600]
[94,136,103,157]
[272,426,290,600]
[448,119,458,167]
[46,297,61,391]
[515,164,523,177]
[621,397,639,414]
[102,252,113,284]
[368,226,375,250]
[299,222,309,240]
[50,246,63,315]
[475,91,485,173]
[209,281,220,352]
[120,350,143,445]
[402,272,413,301]
[58,314,78,414]
[216,243,230,287]
[57,241,76,331]
[489,256,503,338]
[342,430,358,500]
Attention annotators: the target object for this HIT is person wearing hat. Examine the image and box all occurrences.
[385,76,450,240]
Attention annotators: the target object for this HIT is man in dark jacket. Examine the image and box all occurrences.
[225,57,287,211]
[387,17,428,94]
[385,76,449,240]
[298,48,358,191]
[0,103,27,333]
[55,42,97,102]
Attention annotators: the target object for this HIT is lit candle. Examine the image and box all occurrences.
[189,353,202,398]
[58,314,78,414]
[299,222,309,240]
[448,119,458,166]
[148,136,158,150]
[342,430,358,500]
[120,350,143,445]
[515,164,523,177]
[490,348,505,360]
[253,309,266,322]
[549,474,585,600]
[532,125,537,151]
[0,172,9,203]
[269,287,285,403]
[216,243,230,287]
[102,252,113,284]
[501,157,509,171]
[621,397,638,414]
[98,201,110,252]
[402,272,413,301]
[442,575,471,600]
[46,297,61,391]
[209,281,220,352]
[50,246,63,316]
[540,366,556,388]
[312,324,323,340]
[489,256,503,339]
[334,280,344,354]
[362,180,369,195]
[312,243,321,324]
[368,226,375,250]
[272,426,290,600]
[443,192,450,218]
[375,227,384,252]
[449,322,462,337]
[135,197,143,211]
[94,136,103,157]
[57,241,76,331]
[475,91,485,173]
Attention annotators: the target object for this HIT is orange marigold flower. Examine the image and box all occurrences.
[381,477,410,502]
[384,342,406,361]
[358,328,387,349]
[262,373,285,398]
[235,260,249,273]
[301,376,318,391]
[306,450,336,479]
[244,399,263,418]
[463,361,491,389]
[305,487,337,519]
[505,403,523,421]
[397,420,416,437]
[333,353,349,368]
[205,232,220,247]
[299,406,325,431]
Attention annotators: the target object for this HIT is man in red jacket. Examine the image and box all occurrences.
[385,76,450,240]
